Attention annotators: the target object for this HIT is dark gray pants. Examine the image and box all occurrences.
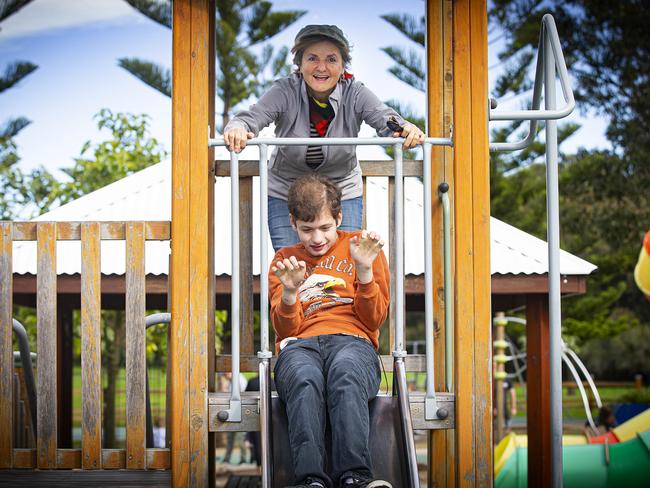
[274,334,381,487]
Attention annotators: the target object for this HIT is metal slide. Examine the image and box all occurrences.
[265,360,420,488]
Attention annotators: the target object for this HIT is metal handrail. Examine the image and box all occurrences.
[489,14,576,151]
[210,136,453,428]
[12,319,37,437]
[488,15,572,485]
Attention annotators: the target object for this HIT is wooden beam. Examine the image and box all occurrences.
[526,294,552,487]
[171,1,215,486]
[452,0,492,485]
[36,223,57,469]
[427,0,455,486]
[125,222,146,469]
[0,222,13,467]
[81,222,101,469]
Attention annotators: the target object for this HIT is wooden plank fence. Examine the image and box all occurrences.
[0,221,171,470]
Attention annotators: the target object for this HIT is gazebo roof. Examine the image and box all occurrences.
[13,155,596,279]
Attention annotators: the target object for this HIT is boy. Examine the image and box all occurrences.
[270,175,392,488]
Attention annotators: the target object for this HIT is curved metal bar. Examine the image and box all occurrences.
[12,319,37,437]
[210,136,452,147]
[490,14,576,152]
[561,351,597,433]
[394,359,420,487]
[144,313,171,447]
[564,345,602,409]
[439,185,453,392]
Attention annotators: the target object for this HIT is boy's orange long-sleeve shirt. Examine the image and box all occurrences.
[269,230,390,353]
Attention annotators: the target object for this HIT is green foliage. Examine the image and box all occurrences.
[0,60,38,93]
[55,109,166,205]
[1,1,37,140]
[0,0,32,22]
[121,0,306,130]
[117,58,171,97]
[579,325,650,380]
[0,138,24,219]
[618,388,650,404]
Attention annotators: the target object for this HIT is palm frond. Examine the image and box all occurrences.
[123,0,172,29]
[118,58,171,97]
[0,61,38,93]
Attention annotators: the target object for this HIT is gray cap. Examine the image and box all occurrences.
[294,24,349,50]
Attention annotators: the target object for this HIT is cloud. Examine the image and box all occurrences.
[0,0,139,39]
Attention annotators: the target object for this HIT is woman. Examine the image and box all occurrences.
[223,24,425,251]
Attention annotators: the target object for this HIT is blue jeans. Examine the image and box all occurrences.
[268,196,363,251]
[274,334,381,486]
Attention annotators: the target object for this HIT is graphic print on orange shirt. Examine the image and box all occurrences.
[298,272,352,318]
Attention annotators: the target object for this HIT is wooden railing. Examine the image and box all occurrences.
[214,159,428,373]
[0,221,170,470]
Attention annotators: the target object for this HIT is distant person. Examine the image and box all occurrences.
[270,175,392,488]
[224,24,425,251]
[152,416,166,448]
[585,405,617,438]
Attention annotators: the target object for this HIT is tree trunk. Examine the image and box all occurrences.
[103,311,125,448]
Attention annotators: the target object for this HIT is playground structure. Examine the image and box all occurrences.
[0,1,587,487]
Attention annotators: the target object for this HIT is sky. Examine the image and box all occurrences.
[0,0,611,183]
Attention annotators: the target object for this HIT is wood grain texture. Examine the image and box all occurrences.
[188,3,214,485]
[171,0,192,484]
[427,0,456,485]
[11,221,170,241]
[36,222,57,468]
[469,3,493,485]
[81,222,102,469]
[126,222,146,469]
[239,178,254,356]
[526,295,552,488]
[0,222,13,467]
[452,0,478,485]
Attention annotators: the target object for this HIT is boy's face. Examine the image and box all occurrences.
[291,208,342,257]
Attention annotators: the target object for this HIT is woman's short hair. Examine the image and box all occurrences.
[288,174,342,223]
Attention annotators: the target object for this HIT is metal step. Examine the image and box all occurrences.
[208,391,455,433]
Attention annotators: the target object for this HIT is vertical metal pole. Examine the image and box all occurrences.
[228,151,241,421]
[258,144,273,487]
[393,143,405,354]
[544,28,563,487]
[259,144,270,355]
[423,143,438,419]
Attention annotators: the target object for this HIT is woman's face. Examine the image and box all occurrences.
[299,40,344,101]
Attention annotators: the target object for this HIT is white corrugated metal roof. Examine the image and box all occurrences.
[12,153,597,278]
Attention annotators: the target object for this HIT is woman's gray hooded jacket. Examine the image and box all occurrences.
[223,73,405,201]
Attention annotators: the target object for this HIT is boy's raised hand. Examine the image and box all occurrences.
[272,256,307,293]
[350,231,384,282]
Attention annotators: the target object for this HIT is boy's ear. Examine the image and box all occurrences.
[290,214,297,231]
[336,212,342,227]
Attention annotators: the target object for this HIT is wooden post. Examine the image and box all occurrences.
[426,0,455,486]
[81,222,101,469]
[0,222,13,467]
[36,222,58,468]
[171,1,216,486]
[526,294,551,487]
[452,0,492,485]
[126,222,146,468]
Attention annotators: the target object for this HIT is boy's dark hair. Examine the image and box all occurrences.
[288,175,341,223]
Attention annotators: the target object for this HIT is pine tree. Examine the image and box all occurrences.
[119,0,306,130]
